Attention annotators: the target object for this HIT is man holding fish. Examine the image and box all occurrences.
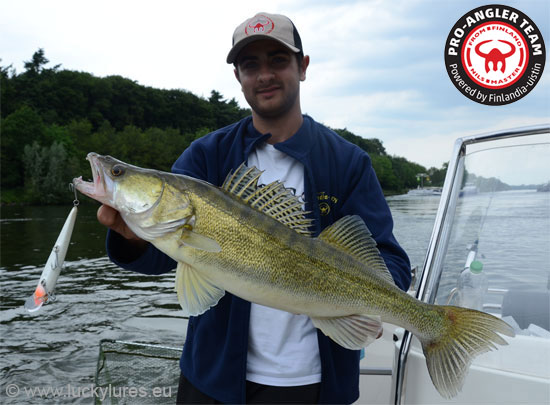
[97,12,412,404]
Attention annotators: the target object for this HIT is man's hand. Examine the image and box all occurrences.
[97,205,148,250]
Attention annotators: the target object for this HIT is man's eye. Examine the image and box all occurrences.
[241,61,258,70]
[272,57,290,66]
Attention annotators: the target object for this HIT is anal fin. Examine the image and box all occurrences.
[311,314,383,350]
[175,262,225,316]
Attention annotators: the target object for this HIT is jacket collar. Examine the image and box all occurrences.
[243,115,315,163]
[243,117,271,159]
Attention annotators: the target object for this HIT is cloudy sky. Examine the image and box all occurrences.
[2,0,549,170]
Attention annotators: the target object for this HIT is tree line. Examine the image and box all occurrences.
[1,50,446,204]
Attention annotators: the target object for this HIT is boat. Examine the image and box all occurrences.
[94,125,550,404]
[458,182,478,197]
[407,173,442,196]
[406,187,442,196]
[358,124,550,404]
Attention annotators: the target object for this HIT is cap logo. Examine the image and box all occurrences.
[245,15,274,36]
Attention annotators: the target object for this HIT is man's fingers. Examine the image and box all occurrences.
[97,204,118,227]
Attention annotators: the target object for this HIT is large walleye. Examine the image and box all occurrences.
[74,152,514,399]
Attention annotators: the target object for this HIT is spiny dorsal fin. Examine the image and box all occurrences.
[319,215,395,285]
[222,163,313,236]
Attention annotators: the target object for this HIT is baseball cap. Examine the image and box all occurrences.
[227,12,303,64]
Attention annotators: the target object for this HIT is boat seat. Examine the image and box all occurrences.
[501,288,550,331]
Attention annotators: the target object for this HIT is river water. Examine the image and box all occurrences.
[3,191,546,403]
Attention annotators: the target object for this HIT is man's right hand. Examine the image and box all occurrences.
[97,205,148,250]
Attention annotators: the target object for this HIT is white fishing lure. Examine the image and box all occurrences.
[25,205,78,312]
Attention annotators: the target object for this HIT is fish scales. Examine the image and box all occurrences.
[174,177,437,330]
[183,184,366,314]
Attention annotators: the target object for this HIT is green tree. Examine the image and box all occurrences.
[427,163,448,187]
[2,50,439,202]
[1,106,46,188]
[22,141,73,203]
[23,49,49,74]
[209,90,250,128]
[333,128,387,156]
[1,62,16,117]
[371,155,400,191]
[391,156,427,190]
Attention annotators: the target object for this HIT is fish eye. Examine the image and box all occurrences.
[111,165,125,177]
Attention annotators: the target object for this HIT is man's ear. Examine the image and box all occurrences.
[234,68,241,83]
[300,55,310,81]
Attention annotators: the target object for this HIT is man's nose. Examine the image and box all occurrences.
[257,63,275,83]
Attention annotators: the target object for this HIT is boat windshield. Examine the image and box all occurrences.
[432,133,550,339]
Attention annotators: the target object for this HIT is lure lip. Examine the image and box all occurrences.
[24,283,48,312]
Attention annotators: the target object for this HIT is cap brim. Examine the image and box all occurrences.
[226,36,300,64]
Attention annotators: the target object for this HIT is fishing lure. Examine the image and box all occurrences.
[25,188,79,312]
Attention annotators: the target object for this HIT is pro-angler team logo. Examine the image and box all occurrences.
[445,4,545,105]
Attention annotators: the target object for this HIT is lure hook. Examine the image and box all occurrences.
[69,182,80,207]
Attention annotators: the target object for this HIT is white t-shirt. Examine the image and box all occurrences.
[246,142,322,387]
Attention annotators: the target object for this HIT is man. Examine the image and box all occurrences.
[99,12,411,404]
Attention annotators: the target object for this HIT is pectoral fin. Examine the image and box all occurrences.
[175,262,225,316]
[311,314,383,350]
[124,215,189,241]
[179,229,221,253]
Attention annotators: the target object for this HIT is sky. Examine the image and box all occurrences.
[2,0,549,172]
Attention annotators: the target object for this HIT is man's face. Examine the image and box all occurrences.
[234,39,308,119]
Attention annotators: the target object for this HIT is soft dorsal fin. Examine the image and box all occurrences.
[222,163,313,236]
[319,215,395,285]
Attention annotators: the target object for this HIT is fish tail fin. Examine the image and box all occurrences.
[420,305,515,399]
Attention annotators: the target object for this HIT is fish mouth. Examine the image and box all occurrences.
[72,152,112,205]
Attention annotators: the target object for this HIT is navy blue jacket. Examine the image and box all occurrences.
[107,115,411,404]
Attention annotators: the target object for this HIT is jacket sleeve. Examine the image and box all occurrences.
[339,151,412,291]
[106,229,177,275]
[105,141,208,275]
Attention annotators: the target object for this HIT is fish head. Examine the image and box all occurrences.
[74,153,169,215]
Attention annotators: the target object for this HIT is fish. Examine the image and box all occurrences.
[73,152,514,399]
[25,205,78,312]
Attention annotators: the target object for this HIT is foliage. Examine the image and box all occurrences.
[427,163,448,187]
[330,127,444,192]
[22,142,77,204]
[1,49,445,204]
[332,128,387,156]
[390,156,427,190]
[1,105,46,189]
